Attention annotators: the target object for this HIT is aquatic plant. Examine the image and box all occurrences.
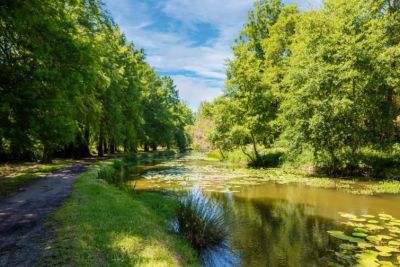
[175,189,229,250]
[327,212,400,266]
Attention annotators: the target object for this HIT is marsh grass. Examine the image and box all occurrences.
[175,189,229,251]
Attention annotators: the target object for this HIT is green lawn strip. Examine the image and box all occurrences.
[46,161,200,267]
[0,160,73,197]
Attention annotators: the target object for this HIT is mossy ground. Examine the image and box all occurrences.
[45,161,200,266]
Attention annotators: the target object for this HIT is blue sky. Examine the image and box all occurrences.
[102,0,322,110]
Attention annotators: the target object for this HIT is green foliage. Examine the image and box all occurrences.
[193,0,400,176]
[248,150,284,167]
[0,0,193,162]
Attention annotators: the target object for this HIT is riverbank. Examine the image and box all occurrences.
[204,151,400,196]
[45,160,199,266]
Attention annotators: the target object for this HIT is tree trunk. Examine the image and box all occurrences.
[240,145,255,162]
[110,143,115,154]
[41,145,52,163]
[98,124,104,157]
[80,127,91,157]
[218,148,226,159]
[328,147,338,176]
[250,132,260,160]
[151,144,157,151]
[103,139,108,155]
[144,143,149,152]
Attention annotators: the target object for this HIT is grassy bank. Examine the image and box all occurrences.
[46,161,199,266]
[0,160,72,197]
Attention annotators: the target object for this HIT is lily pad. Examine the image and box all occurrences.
[339,243,356,250]
[357,242,374,249]
[328,230,366,243]
[365,224,385,231]
[361,214,375,218]
[350,218,366,222]
[378,252,392,257]
[388,240,400,246]
[388,227,400,234]
[379,214,394,220]
[354,227,369,234]
[355,250,379,267]
[375,246,397,253]
[376,235,393,240]
[352,232,368,238]
[379,260,395,266]
[366,236,383,244]
[339,212,357,219]
[367,220,379,224]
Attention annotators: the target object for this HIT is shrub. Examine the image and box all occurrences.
[97,165,116,184]
[175,189,228,251]
[122,152,138,163]
[248,151,284,168]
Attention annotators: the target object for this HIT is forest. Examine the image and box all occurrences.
[0,0,193,163]
[190,0,400,176]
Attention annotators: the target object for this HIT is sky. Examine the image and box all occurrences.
[102,0,322,111]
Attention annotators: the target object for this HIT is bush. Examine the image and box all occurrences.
[97,165,116,184]
[175,189,228,251]
[248,151,284,168]
[122,152,138,163]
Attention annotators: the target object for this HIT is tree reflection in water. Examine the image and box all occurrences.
[211,193,336,267]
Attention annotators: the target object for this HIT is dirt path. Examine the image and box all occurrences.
[0,161,91,267]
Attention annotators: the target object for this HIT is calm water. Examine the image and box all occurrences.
[125,153,400,267]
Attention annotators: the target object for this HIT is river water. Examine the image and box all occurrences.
[125,153,400,267]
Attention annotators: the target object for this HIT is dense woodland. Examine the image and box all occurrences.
[0,0,193,162]
[190,0,400,176]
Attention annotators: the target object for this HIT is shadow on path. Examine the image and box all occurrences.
[0,162,91,267]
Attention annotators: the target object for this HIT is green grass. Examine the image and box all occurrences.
[0,160,72,197]
[46,161,200,267]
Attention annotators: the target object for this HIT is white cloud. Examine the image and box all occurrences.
[172,75,223,110]
[103,0,323,110]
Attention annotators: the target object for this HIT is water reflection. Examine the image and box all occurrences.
[124,153,400,266]
[202,242,240,267]
[213,193,335,267]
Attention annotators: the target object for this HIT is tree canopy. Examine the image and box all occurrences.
[194,0,400,174]
[0,0,193,162]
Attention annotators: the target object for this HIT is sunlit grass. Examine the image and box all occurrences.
[0,159,72,196]
[46,161,200,266]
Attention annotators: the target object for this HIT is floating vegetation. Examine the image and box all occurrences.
[131,154,400,195]
[328,212,400,266]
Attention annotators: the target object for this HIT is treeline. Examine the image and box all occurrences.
[0,0,193,162]
[191,0,400,175]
